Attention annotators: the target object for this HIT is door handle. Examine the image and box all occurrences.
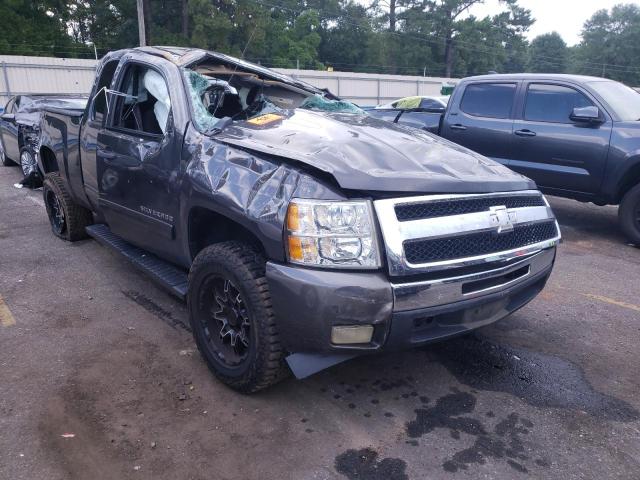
[449,123,467,131]
[514,129,536,137]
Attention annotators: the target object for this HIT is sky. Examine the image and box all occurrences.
[469,0,640,46]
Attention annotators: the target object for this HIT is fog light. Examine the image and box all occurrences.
[331,325,374,344]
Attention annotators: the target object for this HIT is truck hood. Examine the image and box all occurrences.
[214,109,535,194]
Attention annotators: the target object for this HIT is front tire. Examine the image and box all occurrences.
[43,173,93,241]
[187,242,288,393]
[619,183,640,245]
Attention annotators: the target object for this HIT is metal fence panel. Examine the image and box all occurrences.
[0,56,97,105]
[0,55,459,107]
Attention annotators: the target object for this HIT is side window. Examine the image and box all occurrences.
[91,60,119,123]
[110,64,171,135]
[524,83,594,123]
[460,83,516,119]
[419,98,441,110]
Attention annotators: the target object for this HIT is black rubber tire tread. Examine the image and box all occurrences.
[43,172,93,241]
[619,183,640,245]
[187,241,289,393]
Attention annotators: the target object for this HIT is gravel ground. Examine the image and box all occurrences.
[1,165,639,480]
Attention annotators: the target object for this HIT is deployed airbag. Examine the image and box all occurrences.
[143,70,171,133]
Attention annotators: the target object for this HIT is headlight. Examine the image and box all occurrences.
[285,199,381,269]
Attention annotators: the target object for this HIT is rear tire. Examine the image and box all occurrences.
[19,147,37,177]
[619,183,640,245]
[187,241,288,393]
[43,173,93,241]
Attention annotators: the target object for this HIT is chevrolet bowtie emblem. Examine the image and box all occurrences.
[489,206,517,233]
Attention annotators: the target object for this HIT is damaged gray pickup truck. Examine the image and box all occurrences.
[38,46,561,392]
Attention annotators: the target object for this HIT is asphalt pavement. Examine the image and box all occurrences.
[1,165,639,480]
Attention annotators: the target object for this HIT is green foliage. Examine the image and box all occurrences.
[573,4,640,84]
[0,0,91,57]
[1,0,639,86]
[527,32,568,73]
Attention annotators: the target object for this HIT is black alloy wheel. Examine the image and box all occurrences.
[187,241,288,393]
[42,173,93,241]
[46,188,66,235]
[199,275,251,367]
[20,149,37,177]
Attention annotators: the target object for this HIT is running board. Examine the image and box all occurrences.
[86,224,188,301]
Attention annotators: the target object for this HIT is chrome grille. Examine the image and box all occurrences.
[374,190,561,276]
[395,195,545,221]
[404,220,558,264]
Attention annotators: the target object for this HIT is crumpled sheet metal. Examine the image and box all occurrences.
[214,108,536,194]
[185,130,343,260]
[19,97,87,114]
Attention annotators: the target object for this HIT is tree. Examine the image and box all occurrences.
[0,0,90,57]
[272,10,323,68]
[573,4,640,84]
[0,0,539,79]
[319,2,376,72]
[527,32,567,73]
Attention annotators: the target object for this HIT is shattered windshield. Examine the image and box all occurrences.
[299,94,363,114]
[182,67,363,132]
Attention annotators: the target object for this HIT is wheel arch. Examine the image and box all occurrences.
[39,146,59,174]
[615,161,640,203]
[187,207,268,263]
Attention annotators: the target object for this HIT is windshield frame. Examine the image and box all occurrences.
[587,80,640,122]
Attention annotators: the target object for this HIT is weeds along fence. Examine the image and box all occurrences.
[0,55,459,107]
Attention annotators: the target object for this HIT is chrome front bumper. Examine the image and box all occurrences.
[392,247,555,312]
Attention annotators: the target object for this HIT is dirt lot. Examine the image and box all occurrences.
[1,165,639,480]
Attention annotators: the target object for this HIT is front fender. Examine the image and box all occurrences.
[178,127,345,263]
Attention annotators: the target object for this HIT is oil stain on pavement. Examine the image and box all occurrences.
[430,335,639,421]
[332,334,639,478]
[405,389,546,473]
[335,448,408,480]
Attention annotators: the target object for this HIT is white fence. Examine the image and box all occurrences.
[0,55,458,107]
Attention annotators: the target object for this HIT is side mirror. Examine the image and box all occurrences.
[570,106,602,124]
[1,113,15,121]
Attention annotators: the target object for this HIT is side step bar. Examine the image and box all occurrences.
[86,224,188,301]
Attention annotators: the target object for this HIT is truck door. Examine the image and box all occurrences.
[510,82,612,194]
[97,61,182,261]
[440,82,517,166]
[80,59,120,210]
[1,97,20,161]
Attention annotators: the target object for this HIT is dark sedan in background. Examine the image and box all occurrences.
[366,95,449,133]
[0,94,87,181]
